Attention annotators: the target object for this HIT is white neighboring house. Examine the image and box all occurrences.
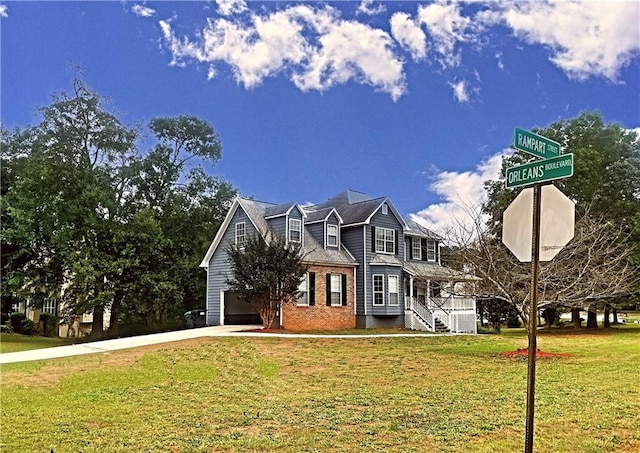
[11,297,110,337]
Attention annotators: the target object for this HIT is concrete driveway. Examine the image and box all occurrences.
[0,325,261,364]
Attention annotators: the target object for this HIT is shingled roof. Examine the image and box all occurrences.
[311,190,407,227]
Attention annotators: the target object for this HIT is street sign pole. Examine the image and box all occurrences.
[525,183,541,453]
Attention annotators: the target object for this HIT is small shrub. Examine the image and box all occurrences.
[20,319,39,336]
[10,313,26,333]
[1,322,13,333]
[39,313,59,337]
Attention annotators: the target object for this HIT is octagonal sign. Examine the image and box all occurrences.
[502,185,575,262]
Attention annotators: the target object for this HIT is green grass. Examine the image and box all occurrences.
[1,327,639,452]
[0,333,71,353]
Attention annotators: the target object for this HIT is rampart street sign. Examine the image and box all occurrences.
[514,127,561,159]
[505,153,574,189]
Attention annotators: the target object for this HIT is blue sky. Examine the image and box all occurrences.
[1,0,639,231]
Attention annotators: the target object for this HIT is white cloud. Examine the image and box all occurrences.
[416,0,472,68]
[390,12,426,61]
[292,17,406,100]
[499,1,640,81]
[160,4,407,100]
[495,51,504,71]
[0,4,8,18]
[216,0,247,17]
[157,1,640,99]
[411,151,510,234]
[131,4,155,18]
[357,0,386,16]
[449,80,469,103]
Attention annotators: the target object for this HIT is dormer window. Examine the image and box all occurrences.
[327,224,338,247]
[289,218,302,243]
[381,204,389,215]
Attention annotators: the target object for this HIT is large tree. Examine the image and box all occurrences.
[453,112,640,328]
[1,76,235,338]
[226,234,307,329]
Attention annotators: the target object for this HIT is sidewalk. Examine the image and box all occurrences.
[0,325,260,364]
[1,326,444,364]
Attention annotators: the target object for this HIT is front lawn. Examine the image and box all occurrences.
[1,326,638,452]
[0,333,71,353]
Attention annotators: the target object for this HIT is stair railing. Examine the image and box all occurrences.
[406,297,435,331]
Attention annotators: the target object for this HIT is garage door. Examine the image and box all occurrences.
[223,291,261,325]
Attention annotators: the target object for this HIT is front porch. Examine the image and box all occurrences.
[403,263,478,333]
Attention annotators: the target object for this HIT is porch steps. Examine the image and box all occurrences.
[434,318,450,333]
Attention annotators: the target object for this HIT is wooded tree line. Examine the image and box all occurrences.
[1,77,236,338]
[447,112,640,329]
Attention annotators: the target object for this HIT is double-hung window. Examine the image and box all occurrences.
[388,276,399,306]
[235,222,246,246]
[427,240,437,262]
[329,274,342,306]
[43,298,57,315]
[373,275,384,306]
[297,274,308,306]
[327,224,338,247]
[412,237,421,260]
[289,218,302,243]
[375,228,395,254]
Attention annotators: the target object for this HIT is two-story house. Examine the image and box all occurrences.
[200,190,477,333]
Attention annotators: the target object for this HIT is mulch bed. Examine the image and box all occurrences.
[244,328,286,333]
[501,348,574,359]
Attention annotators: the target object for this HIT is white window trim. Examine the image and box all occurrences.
[330,274,342,307]
[375,227,395,254]
[427,239,437,262]
[235,222,246,246]
[326,224,338,247]
[373,274,385,306]
[289,218,302,243]
[297,273,309,306]
[381,204,389,215]
[412,237,421,260]
[388,276,399,306]
[43,298,57,315]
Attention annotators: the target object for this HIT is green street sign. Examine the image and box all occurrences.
[514,127,561,159]
[506,153,574,188]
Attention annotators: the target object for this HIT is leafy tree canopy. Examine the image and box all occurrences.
[1,74,236,338]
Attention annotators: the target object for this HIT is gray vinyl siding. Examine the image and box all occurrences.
[406,235,439,263]
[363,209,405,316]
[206,208,257,325]
[368,265,404,316]
[341,225,366,315]
[306,222,324,246]
[268,216,286,237]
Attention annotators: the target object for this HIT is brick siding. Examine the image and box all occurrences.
[282,264,356,330]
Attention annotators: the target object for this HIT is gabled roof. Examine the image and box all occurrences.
[199,197,275,268]
[403,261,480,281]
[303,206,344,224]
[404,217,441,240]
[302,226,358,266]
[200,196,356,268]
[311,190,408,228]
[264,202,306,219]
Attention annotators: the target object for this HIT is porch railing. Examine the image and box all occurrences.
[428,296,476,311]
[406,296,477,334]
[406,297,434,331]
